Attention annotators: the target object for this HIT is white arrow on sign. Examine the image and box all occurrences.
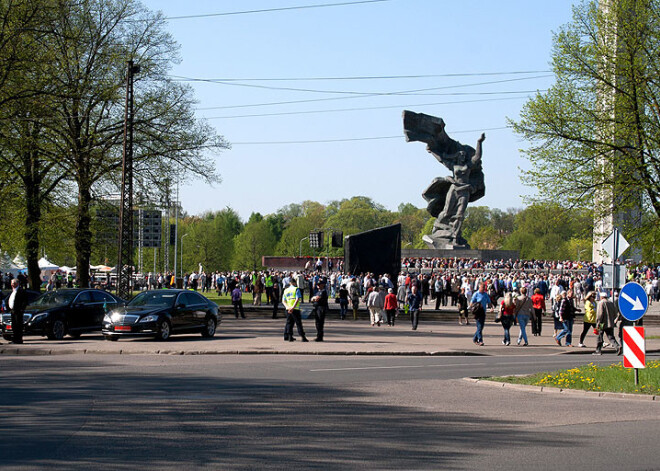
[620,290,644,311]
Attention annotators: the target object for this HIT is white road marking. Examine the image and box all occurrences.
[311,362,487,372]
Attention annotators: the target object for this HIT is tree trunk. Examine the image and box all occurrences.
[76,185,92,288]
[24,175,42,291]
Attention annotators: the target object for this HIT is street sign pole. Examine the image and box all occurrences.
[612,228,619,298]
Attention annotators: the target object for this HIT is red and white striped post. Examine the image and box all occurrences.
[623,326,645,385]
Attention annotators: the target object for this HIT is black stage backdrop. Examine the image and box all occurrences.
[344,224,401,279]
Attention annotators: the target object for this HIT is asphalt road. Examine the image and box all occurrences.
[1,353,659,470]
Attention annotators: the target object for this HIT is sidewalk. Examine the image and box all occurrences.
[2,317,659,357]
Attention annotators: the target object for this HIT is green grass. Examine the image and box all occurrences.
[128,290,257,306]
[490,361,660,395]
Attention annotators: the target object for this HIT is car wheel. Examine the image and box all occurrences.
[104,335,119,342]
[156,319,171,341]
[47,319,66,340]
[69,331,82,339]
[201,316,216,338]
[2,334,12,341]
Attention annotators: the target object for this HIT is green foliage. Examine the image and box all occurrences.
[494,361,660,395]
[232,220,277,271]
[510,0,660,239]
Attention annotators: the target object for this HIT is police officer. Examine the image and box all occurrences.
[264,271,274,304]
[311,278,329,342]
[282,278,308,342]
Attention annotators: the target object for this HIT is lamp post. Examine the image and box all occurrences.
[299,236,309,257]
[180,233,189,279]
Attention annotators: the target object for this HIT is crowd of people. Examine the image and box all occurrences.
[2,256,656,347]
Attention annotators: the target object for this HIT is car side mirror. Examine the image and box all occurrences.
[176,303,185,310]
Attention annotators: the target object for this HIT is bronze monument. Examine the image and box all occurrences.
[403,110,485,249]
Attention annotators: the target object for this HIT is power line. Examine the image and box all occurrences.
[160,0,390,21]
[203,95,540,120]
[174,74,553,96]
[231,126,510,145]
[179,70,552,83]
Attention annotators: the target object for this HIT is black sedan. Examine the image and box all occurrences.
[1,288,123,341]
[102,289,220,341]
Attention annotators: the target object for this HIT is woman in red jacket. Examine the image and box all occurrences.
[384,288,398,326]
[531,288,546,336]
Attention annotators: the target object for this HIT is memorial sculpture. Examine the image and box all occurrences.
[403,110,486,249]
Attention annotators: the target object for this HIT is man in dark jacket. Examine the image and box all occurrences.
[8,278,28,344]
[311,278,329,341]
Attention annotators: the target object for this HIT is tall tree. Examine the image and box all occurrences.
[37,0,227,286]
[232,220,276,271]
[510,0,659,239]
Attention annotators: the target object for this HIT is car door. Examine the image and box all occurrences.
[69,291,95,332]
[172,292,195,331]
[187,292,209,327]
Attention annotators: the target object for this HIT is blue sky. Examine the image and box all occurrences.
[140,0,577,220]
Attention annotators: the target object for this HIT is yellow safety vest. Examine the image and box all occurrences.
[282,285,301,310]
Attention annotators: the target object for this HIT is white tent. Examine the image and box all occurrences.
[38,257,59,270]
[12,254,26,269]
[1,252,21,275]
[59,266,76,274]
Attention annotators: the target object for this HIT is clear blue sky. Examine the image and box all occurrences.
[140,0,577,221]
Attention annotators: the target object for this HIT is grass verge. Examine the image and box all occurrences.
[489,361,660,395]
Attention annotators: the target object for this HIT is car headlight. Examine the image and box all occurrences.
[103,314,112,323]
[139,315,159,323]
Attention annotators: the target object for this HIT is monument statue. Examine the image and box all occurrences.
[403,110,486,249]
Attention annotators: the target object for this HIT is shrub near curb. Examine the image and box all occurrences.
[491,361,660,395]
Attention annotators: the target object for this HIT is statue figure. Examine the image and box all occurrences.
[402,110,485,249]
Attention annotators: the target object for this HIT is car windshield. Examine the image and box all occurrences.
[129,291,177,308]
[30,291,77,307]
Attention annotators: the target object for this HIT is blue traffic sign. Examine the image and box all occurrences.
[618,282,648,322]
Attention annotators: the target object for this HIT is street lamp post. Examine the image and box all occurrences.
[299,236,309,257]
[181,233,189,279]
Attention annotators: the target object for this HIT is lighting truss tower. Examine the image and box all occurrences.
[117,60,140,300]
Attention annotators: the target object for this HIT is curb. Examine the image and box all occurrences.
[464,377,658,402]
[0,347,488,357]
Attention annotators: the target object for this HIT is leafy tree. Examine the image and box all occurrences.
[468,226,504,250]
[232,220,276,271]
[510,0,660,239]
[36,0,227,287]
[395,203,427,247]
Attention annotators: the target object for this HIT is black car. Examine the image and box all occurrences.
[102,289,220,341]
[0,289,42,336]
[1,288,124,341]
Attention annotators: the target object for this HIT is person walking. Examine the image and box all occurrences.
[515,287,534,346]
[271,279,280,319]
[338,283,349,320]
[407,285,423,330]
[311,278,329,342]
[231,284,246,319]
[499,292,516,346]
[470,282,490,345]
[578,291,597,347]
[282,279,308,342]
[531,288,545,336]
[367,285,384,326]
[555,291,579,347]
[457,287,469,325]
[349,277,361,321]
[593,291,621,355]
[384,288,398,326]
[7,278,28,344]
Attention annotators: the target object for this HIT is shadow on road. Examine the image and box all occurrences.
[0,357,581,470]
